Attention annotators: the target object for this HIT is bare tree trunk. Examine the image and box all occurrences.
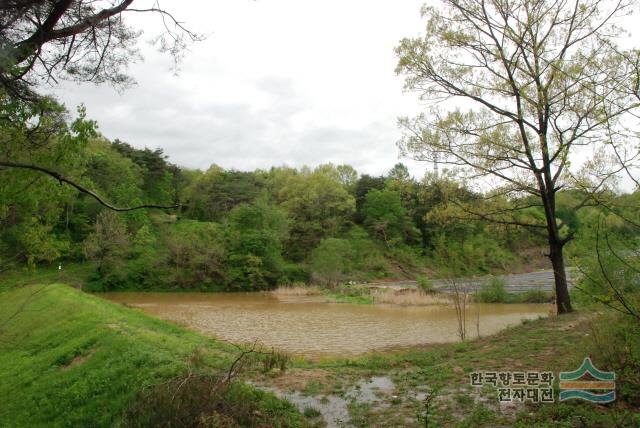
[549,240,572,314]
[450,280,468,341]
[541,185,573,315]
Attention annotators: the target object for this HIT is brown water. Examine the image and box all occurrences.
[100,292,551,356]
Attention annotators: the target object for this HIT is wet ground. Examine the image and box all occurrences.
[256,376,396,428]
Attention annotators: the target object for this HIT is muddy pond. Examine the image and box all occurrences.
[100,292,552,356]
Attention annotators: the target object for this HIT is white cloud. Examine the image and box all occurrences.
[51,0,428,178]
[51,0,638,183]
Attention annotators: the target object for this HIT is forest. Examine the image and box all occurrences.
[3,96,637,295]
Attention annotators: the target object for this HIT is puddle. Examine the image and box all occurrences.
[256,376,396,427]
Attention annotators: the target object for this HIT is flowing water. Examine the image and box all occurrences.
[99,292,551,356]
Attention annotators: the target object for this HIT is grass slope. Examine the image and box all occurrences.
[0,262,94,293]
[0,284,305,427]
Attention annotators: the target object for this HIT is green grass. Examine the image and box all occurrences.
[0,262,94,292]
[324,292,374,304]
[321,283,375,304]
[474,289,554,304]
[0,284,306,427]
[475,276,553,304]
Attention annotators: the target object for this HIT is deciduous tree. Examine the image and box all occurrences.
[396,0,640,313]
[0,0,200,99]
[0,1,200,211]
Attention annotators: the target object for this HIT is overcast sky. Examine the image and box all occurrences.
[52,0,430,177]
[51,0,640,181]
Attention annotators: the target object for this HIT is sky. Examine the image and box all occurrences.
[51,0,640,184]
[53,0,430,177]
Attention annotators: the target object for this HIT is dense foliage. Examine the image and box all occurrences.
[1,95,637,291]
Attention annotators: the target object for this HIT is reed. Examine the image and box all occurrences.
[271,284,322,296]
[371,288,452,306]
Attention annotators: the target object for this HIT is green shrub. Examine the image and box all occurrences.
[477,276,508,303]
[416,276,435,294]
[122,378,305,427]
[279,263,310,285]
[520,289,552,303]
[429,232,517,276]
[225,201,288,291]
[310,238,353,285]
[84,270,106,292]
[589,311,640,406]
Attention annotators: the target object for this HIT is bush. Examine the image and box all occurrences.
[122,377,305,427]
[278,263,310,285]
[520,289,552,303]
[225,201,288,291]
[310,238,353,285]
[84,270,106,292]
[429,232,516,276]
[589,310,640,406]
[165,220,227,289]
[416,276,435,294]
[477,276,508,303]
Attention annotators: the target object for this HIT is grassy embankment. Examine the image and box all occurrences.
[0,282,307,427]
[0,262,94,293]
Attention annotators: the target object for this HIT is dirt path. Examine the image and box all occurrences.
[367,268,576,293]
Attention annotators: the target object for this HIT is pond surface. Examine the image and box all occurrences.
[100,292,552,356]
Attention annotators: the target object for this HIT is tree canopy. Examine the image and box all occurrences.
[0,0,200,99]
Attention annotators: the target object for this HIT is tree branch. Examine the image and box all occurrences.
[0,161,180,211]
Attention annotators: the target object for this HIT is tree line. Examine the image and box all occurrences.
[1,94,637,292]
